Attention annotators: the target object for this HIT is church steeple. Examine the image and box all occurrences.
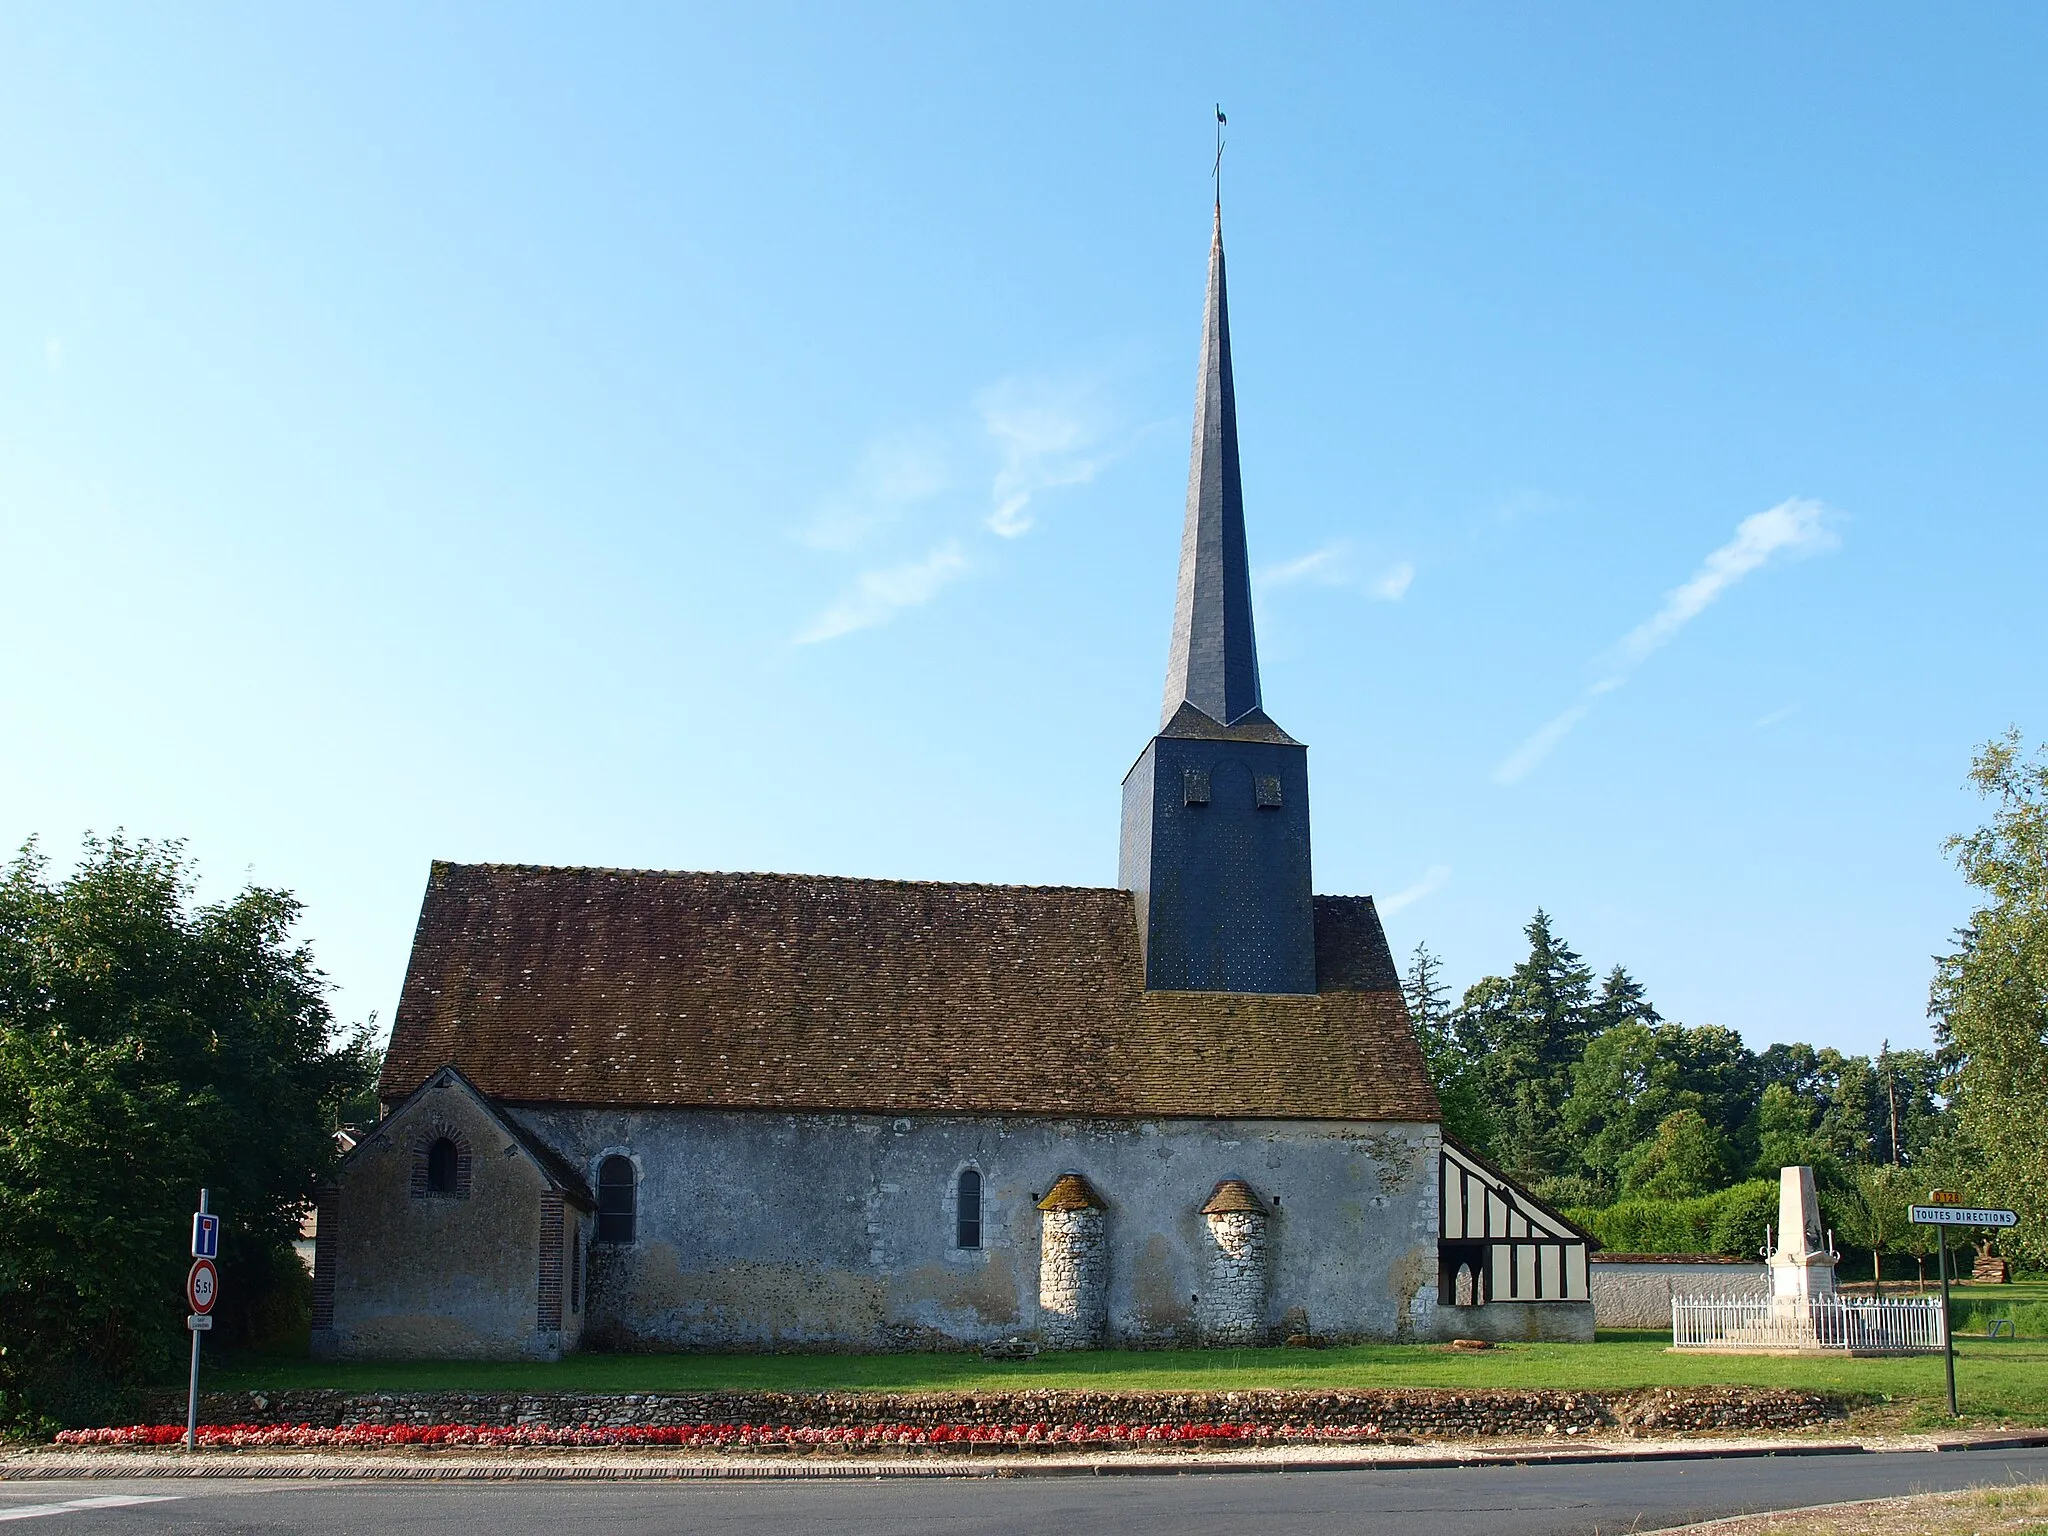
[1117,205,1317,995]
[1162,206,1265,729]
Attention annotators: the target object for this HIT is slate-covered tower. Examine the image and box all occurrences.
[1119,207,1316,994]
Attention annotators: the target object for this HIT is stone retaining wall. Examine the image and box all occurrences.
[150,1386,1849,1438]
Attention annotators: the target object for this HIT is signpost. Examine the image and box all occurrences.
[1912,1190,2020,1418]
[183,1192,221,1454]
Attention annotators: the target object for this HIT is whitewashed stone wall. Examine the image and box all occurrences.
[1199,1209,1268,1344]
[1038,1207,1107,1348]
[1592,1260,1767,1328]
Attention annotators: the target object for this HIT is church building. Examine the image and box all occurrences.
[312,209,1595,1360]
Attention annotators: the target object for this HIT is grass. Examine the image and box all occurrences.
[1945,1281,2048,1340]
[203,1333,2048,1427]
[1674,1481,2048,1535]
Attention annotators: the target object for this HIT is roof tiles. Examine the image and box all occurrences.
[380,862,1439,1124]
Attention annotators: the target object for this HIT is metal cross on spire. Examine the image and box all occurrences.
[1212,105,1227,206]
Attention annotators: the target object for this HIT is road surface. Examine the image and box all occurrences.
[3,1446,2045,1534]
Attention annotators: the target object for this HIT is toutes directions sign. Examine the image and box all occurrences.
[1910,1204,2019,1228]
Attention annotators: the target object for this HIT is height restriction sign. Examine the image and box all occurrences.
[187,1257,218,1316]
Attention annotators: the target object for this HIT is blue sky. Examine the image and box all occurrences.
[4,5,2044,1058]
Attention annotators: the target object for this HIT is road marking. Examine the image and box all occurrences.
[0,1496,181,1523]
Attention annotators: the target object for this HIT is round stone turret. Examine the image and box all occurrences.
[1197,1179,1269,1345]
[1037,1174,1108,1349]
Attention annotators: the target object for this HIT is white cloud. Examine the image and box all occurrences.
[1259,542,1350,589]
[793,542,969,645]
[1615,498,1839,666]
[43,336,64,372]
[1494,497,1842,786]
[1379,863,1452,915]
[1494,702,1597,785]
[793,436,950,553]
[978,379,1109,538]
[1756,704,1797,728]
[1371,561,1415,602]
[1257,545,1415,602]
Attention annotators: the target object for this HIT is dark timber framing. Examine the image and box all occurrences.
[1438,1136,1596,1306]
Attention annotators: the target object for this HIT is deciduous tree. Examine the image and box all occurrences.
[1932,731,2048,1269]
[0,836,375,1429]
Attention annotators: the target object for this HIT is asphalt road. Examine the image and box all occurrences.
[3,1448,2046,1535]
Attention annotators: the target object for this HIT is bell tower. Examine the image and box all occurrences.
[1118,206,1316,994]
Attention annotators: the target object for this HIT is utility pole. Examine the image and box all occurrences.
[1882,1040,1901,1167]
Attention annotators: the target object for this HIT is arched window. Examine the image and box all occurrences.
[955,1168,982,1250]
[597,1155,636,1244]
[426,1137,458,1195]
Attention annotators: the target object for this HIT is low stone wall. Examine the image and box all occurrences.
[150,1386,1849,1439]
[1592,1257,1768,1329]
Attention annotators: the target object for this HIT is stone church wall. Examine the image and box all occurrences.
[316,1074,588,1360]
[509,1108,1443,1352]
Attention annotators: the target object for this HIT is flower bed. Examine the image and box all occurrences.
[57,1421,1387,1452]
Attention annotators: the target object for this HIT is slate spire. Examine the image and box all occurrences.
[1161,203,1263,729]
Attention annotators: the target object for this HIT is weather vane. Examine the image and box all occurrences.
[1213,105,1227,204]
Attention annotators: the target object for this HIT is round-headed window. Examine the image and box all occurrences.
[597,1155,636,1244]
[955,1168,983,1250]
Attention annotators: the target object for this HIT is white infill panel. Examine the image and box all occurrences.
[1439,1138,1593,1303]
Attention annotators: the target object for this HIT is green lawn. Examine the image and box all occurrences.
[206,1332,2048,1428]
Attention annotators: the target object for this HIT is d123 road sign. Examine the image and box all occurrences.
[1910,1204,2019,1228]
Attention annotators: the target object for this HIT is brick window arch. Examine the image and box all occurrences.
[426,1137,458,1194]
[410,1124,472,1199]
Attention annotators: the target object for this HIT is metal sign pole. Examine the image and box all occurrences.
[185,1189,207,1455]
[1936,1220,1957,1418]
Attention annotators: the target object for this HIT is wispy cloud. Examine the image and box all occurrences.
[1756,704,1797,729]
[793,542,969,645]
[793,436,950,553]
[793,375,1124,644]
[1260,542,1351,589]
[1615,498,1839,667]
[1258,543,1416,602]
[979,378,1110,539]
[1495,703,1599,786]
[1380,863,1452,916]
[1494,497,1842,785]
[1371,561,1415,602]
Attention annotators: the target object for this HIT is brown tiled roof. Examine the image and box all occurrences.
[1200,1178,1267,1216]
[380,863,1439,1123]
[1037,1173,1106,1211]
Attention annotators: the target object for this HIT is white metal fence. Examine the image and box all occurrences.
[1671,1293,1946,1353]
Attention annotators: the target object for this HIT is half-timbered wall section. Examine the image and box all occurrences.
[1439,1138,1591,1305]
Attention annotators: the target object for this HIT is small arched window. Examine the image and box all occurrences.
[597,1155,636,1244]
[425,1137,459,1195]
[955,1168,982,1250]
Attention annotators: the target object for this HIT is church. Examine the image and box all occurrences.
[311,209,1595,1360]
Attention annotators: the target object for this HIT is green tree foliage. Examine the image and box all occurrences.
[1837,1164,1914,1295]
[0,836,376,1429]
[1453,911,1596,1180]
[1932,731,2048,1270]
[1616,1109,1732,1201]
[1564,1180,1778,1257]
[1400,943,1495,1152]
[1405,904,1968,1263]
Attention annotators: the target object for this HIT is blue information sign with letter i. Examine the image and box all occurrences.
[191,1213,219,1259]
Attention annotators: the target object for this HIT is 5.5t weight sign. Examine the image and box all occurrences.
[187,1257,219,1316]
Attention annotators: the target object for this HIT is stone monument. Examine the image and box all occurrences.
[1767,1164,1838,1318]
